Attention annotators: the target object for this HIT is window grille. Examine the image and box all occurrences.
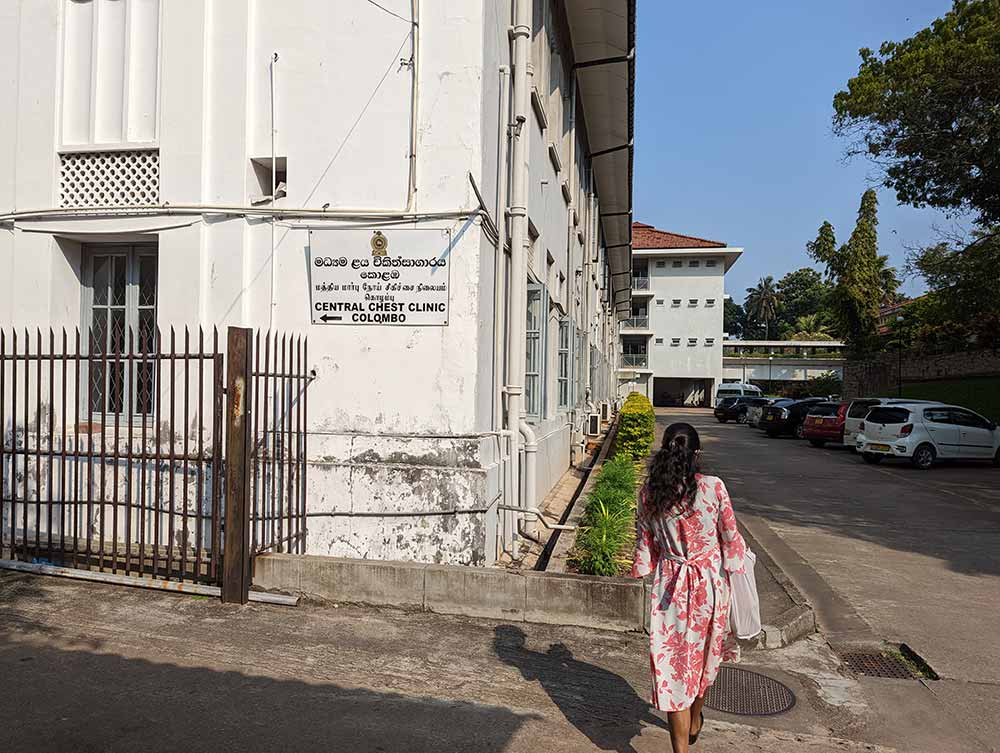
[60,149,160,207]
[672,260,683,268]
[525,284,548,421]
[558,318,570,409]
[689,260,700,267]
[706,259,717,267]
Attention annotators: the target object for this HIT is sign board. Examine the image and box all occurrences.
[308,228,451,326]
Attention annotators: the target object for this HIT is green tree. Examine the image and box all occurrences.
[745,277,781,340]
[789,314,834,341]
[818,190,884,355]
[876,254,903,305]
[775,267,832,336]
[806,221,839,279]
[724,299,745,339]
[833,0,1000,224]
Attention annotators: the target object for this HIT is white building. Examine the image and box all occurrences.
[0,1,635,567]
[619,222,742,407]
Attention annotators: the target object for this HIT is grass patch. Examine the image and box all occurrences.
[901,376,1000,423]
[895,644,940,681]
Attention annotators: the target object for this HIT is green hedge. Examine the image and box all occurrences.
[571,392,656,576]
[615,392,656,461]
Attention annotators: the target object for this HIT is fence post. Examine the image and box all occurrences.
[222,327,253,604]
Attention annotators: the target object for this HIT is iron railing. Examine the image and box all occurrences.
[250,332,310,557]
[621,353,649,368]
[621,317,650,330]
[0,327,224,584]
[632,277,650,290]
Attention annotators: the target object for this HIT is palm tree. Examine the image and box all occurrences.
[745,277,781,340]
[875,254,902,304]
[790,314,833,341]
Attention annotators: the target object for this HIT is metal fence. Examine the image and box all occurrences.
[0,327,224,584]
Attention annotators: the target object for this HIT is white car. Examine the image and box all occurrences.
[843,397,941,449]
[856,403,1000,470]
[715,382,763,407]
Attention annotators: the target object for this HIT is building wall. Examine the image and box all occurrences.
[0,0,620,566]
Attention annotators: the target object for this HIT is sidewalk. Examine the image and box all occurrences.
[0,571,890,753]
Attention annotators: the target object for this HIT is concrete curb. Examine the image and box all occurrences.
[738,521,818,649]
[253,554,647,632]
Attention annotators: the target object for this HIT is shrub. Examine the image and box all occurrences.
[615,392,656,461]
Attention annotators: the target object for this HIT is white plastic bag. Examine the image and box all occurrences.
[729,548,762,639]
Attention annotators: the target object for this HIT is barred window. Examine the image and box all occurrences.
[525,284,547,421]
[83,244,158,416]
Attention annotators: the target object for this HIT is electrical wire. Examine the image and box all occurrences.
[364,0,414,25]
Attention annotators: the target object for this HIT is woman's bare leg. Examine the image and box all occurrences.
[666,708,690,753]
[689,695,706,737]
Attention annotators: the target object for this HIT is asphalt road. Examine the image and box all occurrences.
[657,409,1000,686]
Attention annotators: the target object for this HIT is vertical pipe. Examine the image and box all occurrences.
[268,53,279,331]
[293,337,302,552]
[278,335,287,551]
[263,333,272,552]
[11,331,18,560]
[251,330,261,555]
[47,330,55,559]
[60,331,69,566]
[125,329,134,574]
[504,0,532,554]
[23,331,30,560]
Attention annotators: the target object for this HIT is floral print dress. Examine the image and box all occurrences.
[631,473,747,712]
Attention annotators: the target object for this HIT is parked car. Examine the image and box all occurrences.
[761,397,828,438]
[843,398,941,449]
[747,397,791,428]
[802,401,849,447]
[714,382,763,406]
[714,396,769,424]
[856,403,1000,469]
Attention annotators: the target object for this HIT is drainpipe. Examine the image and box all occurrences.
[519,418,537,534]
[268,51,278,330]
[504,0,531,555]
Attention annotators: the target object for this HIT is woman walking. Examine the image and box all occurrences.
[632,422,747,752]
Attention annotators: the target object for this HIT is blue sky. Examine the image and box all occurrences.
[632,0,967,304]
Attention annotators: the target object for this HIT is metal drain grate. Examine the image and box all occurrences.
[841,651,914,679]
[704,666,796,716]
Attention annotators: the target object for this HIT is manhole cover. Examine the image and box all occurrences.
[841,651,914,679]
[704,665,796,716]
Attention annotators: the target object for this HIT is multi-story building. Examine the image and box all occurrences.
[619,222,742,406]
[0,1,634,567]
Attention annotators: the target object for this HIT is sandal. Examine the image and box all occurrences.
[689,711,704,745]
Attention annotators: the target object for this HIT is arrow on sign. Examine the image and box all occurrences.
[319,315,343,323]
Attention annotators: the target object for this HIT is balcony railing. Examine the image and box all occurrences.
[632,276,650,290]
[621,353,649,368]
[621,316,650,330]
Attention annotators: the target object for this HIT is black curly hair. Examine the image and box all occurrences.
[645,422,701,517]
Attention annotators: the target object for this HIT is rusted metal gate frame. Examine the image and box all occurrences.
[0,325,309,603]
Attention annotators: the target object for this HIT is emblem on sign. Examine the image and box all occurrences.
[371,231,388,257]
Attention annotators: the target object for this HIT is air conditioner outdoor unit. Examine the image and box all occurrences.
[600,402,611,422]
[587,413,601,437]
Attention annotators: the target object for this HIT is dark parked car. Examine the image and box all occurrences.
[714,396,769,424]
[760,397,828,438]
[802,401,849,447]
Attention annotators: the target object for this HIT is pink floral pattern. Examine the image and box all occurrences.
[632,474,747,711]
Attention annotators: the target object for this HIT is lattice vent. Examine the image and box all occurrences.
[60,150,160,208]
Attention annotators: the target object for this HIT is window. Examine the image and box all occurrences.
[557,319,570,409]
[866,407,910,425]
[83,244,158,416]
[672,260,683,268]
[671,299,681,307]
[655,299,664,305]
[923,408,953,424]
[671,338,681,346]
[849,399,879,419]
[688,299,698,306]
[575,327,586,406]
[655,260,666,268]
[706,298,716,307]
[952,409,992,429]
[689,260,700,268]
[687,338,698,346]
[706,259,717,268]
[655,338,664,345]
[525,284,548,421]
[705,338,715,346]
[808,403,839,417]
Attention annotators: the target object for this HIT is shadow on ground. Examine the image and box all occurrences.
[494,624,668,753]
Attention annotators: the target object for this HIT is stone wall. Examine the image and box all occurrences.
[843,349,1000,398]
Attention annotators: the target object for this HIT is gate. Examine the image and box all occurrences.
[0,326,309,602]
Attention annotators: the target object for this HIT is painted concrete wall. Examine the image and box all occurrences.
[0,0,621,566]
